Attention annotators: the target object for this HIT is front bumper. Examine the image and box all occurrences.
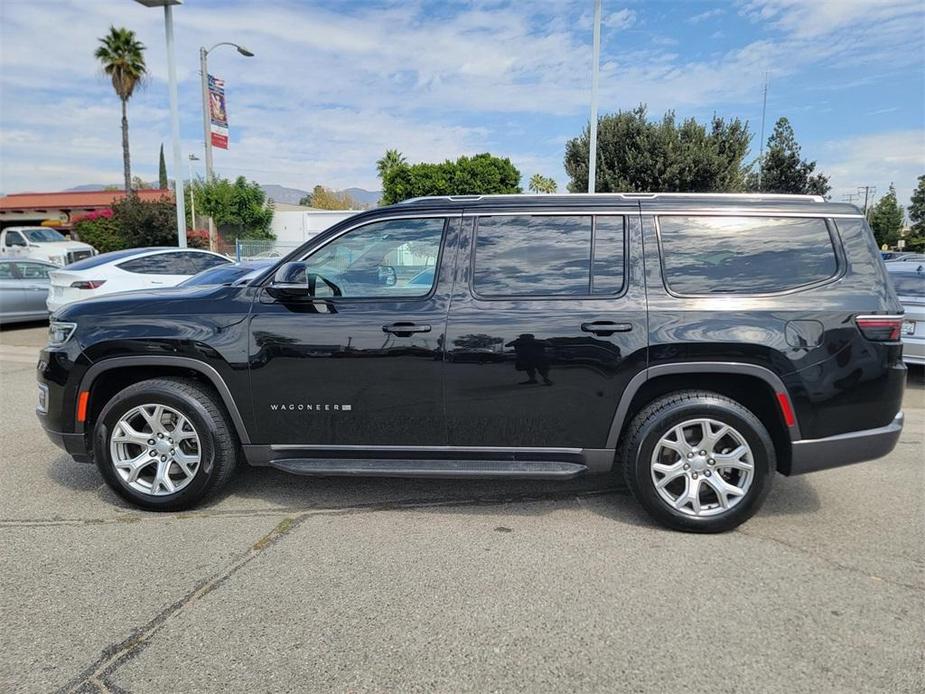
[42,426,91,463]
[788,412,904,475]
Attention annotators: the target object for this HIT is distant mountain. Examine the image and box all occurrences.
[260,184,382,208]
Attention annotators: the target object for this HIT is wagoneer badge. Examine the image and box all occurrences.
[270,403,352,412]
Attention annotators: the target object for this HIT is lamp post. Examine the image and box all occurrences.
[188,153,199,229]
[133,0,187,247]
[199,42,253,250]
[587,0,602,194]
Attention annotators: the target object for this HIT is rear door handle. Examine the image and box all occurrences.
[383,322,432,337]
[581,321,633,336]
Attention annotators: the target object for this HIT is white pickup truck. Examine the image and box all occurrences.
[0,227,97,266]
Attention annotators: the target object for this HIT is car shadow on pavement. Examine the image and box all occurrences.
[46,452,822,526]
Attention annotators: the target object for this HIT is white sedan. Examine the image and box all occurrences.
[47,247,231,313]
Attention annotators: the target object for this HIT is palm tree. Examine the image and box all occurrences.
[376,149,407,180]
[95,26,147,193]
[529,173,557,194]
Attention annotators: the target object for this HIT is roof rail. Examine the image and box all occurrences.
[398,192,826,204]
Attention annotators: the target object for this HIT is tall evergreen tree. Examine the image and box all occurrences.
[95,26,147,193]
[749,117,829,196]
[563,105,751,193]
[158,143,168,189]
[908,175,925,234]
[868,184,904,248]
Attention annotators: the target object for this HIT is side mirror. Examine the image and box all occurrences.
[266,262,343,300]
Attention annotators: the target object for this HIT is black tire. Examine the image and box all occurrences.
[619,390,774,533]
[92,377,239,511]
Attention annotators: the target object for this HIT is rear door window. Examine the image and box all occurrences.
[118,254,177,275]
[472,215,625,298]
[657,216,838,295]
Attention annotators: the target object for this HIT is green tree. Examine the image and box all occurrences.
[158,143,168,189]
[95,26,147,193]
[131,176,151,190]
[381,153,521,205]
[748,117,830,196]
[299,185,363,210]
[528,174,557,194]
[868,184,904,248]
[193,176,274,239]
[908,175,925,234]
[376,149,407,181]
[564,105,751,193]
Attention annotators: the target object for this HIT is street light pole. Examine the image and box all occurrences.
[198,42,253,250]
[134,0,187,247]
[587,0,602,194]
[188,154,199,228]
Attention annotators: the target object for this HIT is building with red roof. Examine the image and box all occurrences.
[0,189,173,231]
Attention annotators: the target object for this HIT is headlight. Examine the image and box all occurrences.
[48,321,77,346]
[49,255,66,266]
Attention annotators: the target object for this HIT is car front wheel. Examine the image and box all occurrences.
[92,377,239,511]
[620,390,775,533]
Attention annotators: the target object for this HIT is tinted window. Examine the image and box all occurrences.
[180,265,252,287]
[183,252,229,273]
[5,231,24,247]
[658,216,837,294]
[592,216,625,294]
[118,254,176,275]
[302,218,445,298]
[66,248,159,271]
[472,215,625,297]
[474,216,591,297]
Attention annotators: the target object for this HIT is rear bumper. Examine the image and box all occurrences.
[788,412,904,475]
[42,426,91,463]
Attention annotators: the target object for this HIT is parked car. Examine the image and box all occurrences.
[885,253,925,263]
[46,247,230,313]
[37,193,906,533]
[178,259,275,288]
[0,226,96,266]
[0,259,57,324]
[887,262,925,366]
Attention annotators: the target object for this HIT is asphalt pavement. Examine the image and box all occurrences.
[1,321,922,693]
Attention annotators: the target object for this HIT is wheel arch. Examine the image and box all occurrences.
[608,362,798,473]
[78,356,250,444]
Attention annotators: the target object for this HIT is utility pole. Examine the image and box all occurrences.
[587,0,602,194]
[188,154,199,229]
[842,192,860,205]
[757,72,768,192]
[858,186,877,214]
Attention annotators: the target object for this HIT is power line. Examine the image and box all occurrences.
[858,185,877,214]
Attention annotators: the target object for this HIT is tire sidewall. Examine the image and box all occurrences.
[631,397,774,532]
[93,386,219,510]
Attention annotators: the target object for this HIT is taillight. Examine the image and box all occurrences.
[70,280,106,290]
[855,315,903,341]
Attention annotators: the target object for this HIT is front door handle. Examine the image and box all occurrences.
[581,321,633,336]
[383,322,432,337]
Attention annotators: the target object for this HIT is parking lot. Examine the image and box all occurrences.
[0,322,922,693]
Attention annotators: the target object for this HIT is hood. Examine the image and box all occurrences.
[53,284,251,321]
[31,241,94,251]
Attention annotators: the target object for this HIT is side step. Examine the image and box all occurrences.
[269,458,588,479]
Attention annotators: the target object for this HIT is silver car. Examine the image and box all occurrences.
[887,263,925,366]
[0,259,56,324]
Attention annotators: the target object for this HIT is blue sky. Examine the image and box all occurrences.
[1,0,923,206]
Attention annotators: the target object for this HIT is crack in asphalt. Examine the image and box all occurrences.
[52,487,621,693]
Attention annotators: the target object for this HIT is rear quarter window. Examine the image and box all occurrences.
[657,216,838,295]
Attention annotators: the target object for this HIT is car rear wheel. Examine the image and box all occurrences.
[93,377,239,511]
[620,390,774,533]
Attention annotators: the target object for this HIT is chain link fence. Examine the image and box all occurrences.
[230,239,301,262]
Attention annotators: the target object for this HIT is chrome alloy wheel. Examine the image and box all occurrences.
[650,418,754,517]
[109,404,202,496]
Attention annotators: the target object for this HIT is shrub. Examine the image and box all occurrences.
[186,228,209,249]
[73,209,125,253]
[111,194,178,247]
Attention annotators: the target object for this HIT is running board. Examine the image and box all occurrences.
[269,458,589,479]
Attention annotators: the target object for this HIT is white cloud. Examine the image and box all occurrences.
[741,0,923,38]
[688,8,725,23]
[603,9,637,30]
[817,130,925,209]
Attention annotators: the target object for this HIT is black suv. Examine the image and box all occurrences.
[37,193,906,532]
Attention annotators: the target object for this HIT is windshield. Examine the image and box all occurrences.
[23,229,66,243]
[890,273,925,298]
[179,265,255,287]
